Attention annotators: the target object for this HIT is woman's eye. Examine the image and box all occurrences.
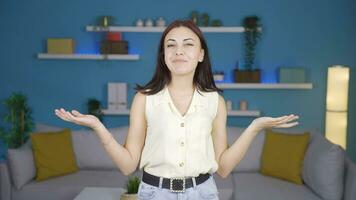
[167,44,175,47]
[185,43,194,46]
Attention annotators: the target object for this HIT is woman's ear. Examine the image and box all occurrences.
[199,49,205,62]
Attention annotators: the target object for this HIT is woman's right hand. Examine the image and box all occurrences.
[54,108,102,130]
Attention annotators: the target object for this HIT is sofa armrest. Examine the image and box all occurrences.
[0,162,11,200]
[343,157,356,200]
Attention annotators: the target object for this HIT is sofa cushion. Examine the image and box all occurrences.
[232,172,322,200]
[31,129,78,181]
[226,127,318,173]
[71,127,128,170]
[260,129,310,184]
[227,127,265,172]
[35,123,63,132]
[344,157,356,200]
[7,144,36,189]
[302,133,345,200]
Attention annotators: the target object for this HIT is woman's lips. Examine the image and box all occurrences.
[173,59,187,63]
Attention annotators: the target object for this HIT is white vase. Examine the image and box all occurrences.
[145,18,153,27]
[135,19,144,27]
[155,17,166,27]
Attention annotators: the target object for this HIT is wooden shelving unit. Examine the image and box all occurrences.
[101,109,130,115]
[216,83,313,90]
[85,26,252,33]
[37,53,139,60]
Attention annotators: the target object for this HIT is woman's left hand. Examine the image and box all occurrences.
[251,114,299,132]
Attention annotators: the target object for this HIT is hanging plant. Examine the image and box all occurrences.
[0,93,34,149]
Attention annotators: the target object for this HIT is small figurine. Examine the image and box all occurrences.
[145,18,154,27]
[135,19,144,27]
[155,17,166,27]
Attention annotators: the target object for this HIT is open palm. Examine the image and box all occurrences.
[252,114,299,131]
[54,108,101,129]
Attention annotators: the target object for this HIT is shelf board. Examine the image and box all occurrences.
[216,83,313,89]
[37,53,139,60]
[228,110,261,117]
[86,26,251,33]
[101,109,130,115]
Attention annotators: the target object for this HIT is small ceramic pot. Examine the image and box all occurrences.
[145,18,153,27]
[155,17,166,27]
[135,19,144,27]
[120,193,137,200]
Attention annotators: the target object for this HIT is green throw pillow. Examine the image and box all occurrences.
[31,128,78,181]
[260,129,310,184]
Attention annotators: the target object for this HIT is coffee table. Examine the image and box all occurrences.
[74,187,126,200]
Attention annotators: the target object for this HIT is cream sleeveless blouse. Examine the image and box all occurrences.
[139,86,219,178]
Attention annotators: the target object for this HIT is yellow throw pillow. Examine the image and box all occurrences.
[260,129,310,184]
[31,128,78,181]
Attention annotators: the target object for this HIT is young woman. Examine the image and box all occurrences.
[55,20,299,199]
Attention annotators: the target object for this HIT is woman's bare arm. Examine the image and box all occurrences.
[55,92,147,175]
[212,95,299,178]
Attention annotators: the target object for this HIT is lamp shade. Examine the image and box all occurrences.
[325,111,347,149]
[325,65,350,149]
[326,66,350,111]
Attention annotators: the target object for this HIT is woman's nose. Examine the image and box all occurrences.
[175,51,183,55]
[175,46,184,55]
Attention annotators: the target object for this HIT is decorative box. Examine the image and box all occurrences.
[107,32,122,41]
[108,83,127,111]
[110,41,128,54]
[47,38,75,54]
[278,67,306,83]
[100,41,128,54]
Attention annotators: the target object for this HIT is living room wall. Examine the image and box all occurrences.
[0,0,355,161]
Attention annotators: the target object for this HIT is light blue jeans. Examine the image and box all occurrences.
[137,175,219,200]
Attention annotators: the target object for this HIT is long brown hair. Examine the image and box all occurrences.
[135,19,221,95]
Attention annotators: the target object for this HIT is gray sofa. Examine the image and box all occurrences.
[0,124,355,200]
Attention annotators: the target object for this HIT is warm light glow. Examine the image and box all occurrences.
[325,111,347,149]
[326,66,350,111]
[325,65,349,149]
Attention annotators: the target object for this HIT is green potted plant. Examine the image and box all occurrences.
[87,98,103,122]
[234,15,262,83]
[120,176,140,200]
[0,92,34,149]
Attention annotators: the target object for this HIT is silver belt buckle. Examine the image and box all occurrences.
[169,177,186,193]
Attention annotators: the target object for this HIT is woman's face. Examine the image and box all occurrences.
[164,26,204,77]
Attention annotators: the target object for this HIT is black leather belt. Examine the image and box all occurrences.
[142,170,211,193]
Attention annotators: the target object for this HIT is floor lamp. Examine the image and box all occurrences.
[325,65,350,149]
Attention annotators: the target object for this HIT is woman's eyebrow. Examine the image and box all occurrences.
[166,39,176,42]
[183,38,194,41]
[166,38,195,42]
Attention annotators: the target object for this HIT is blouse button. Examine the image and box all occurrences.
[180,141,185,147]
[180,123,185,127]
[179,162,184,167]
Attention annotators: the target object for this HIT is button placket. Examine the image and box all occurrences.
[179,119,186,169]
